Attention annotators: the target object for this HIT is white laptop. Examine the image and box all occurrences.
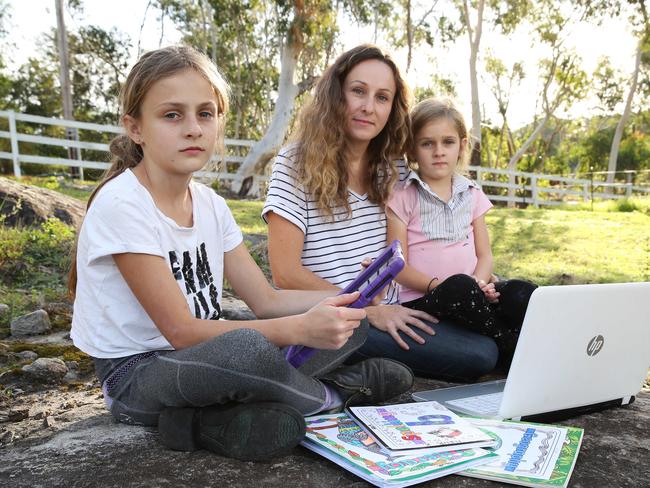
[412,282,650,421]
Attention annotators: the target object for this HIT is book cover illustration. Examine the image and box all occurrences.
[458,418,584,488]
[302,413,496,487]
[347,401,495,453]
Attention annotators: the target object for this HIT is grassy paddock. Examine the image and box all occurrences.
[226,199,650,286]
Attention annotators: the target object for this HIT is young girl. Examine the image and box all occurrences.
[264,45,499,381]
[386,97,537,366]
[69,45,413,462]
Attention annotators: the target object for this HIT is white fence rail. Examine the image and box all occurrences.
[1,110,649,205]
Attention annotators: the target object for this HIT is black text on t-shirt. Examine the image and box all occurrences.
[169,242,221,320]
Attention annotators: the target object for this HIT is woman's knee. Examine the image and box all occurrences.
[469,335,499,376]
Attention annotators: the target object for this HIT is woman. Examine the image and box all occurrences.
[263,45,498,381]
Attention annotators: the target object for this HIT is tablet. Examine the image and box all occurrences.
[285,241,405,367]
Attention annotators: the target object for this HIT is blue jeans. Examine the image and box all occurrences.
[351,319,498,382]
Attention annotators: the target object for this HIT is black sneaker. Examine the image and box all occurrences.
[319,358,414,408]
[158,402,306,461]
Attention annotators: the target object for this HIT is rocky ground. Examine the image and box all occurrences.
[1,293,649,487]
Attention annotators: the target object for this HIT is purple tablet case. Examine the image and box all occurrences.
[285,240,405,368]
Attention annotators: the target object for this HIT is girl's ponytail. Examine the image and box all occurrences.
[67,135,143,297]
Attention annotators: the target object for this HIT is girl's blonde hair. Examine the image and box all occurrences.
[68,45,230,297]
[291,44,412,217]
[408,97,471,172]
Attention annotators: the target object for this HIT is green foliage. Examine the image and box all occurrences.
[0,20,129,176]
[0,218,74,289]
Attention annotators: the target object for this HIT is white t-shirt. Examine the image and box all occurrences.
[71,169,243,358]
[262,145,407,303]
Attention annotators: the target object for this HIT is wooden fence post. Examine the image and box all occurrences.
[8,110,21,178]
[531,175,539,207]
[626,172,633,198]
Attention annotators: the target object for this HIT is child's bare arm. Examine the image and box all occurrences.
[472,215,493,283]
[386,207,436,293]
[472,215,499,302]
[113,251,364,351]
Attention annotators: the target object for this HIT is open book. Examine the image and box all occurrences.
[345,400,497,455]
[302,412,496,488]
[457,417,584,488]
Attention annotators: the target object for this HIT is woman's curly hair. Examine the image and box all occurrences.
[290,44,412,217]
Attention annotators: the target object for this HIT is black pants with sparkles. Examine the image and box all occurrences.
[402,274,538,367]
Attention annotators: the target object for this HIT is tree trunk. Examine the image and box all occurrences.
[233,41,301,196]
[506,114,550,207]
[606,39,642,192]
[55,0,80,178]
[464,0,485,166]
[406,0,413,72]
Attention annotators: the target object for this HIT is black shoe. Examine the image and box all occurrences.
[320,358,414,408]
[158,402,306,461]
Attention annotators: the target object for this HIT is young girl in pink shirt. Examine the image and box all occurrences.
[386,98,537,366]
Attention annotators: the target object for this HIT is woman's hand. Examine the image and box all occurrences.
[297,292,367,349]
[365,304,437,350]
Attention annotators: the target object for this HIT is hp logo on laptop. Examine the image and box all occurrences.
[587,335,604,356]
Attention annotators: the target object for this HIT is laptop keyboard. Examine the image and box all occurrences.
[447,392,504,416]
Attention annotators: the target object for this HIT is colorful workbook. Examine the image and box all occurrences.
[457,417,584,488]
[345,401,497,455]
[302,413,497,488]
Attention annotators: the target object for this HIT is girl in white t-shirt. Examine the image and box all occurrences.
[386,97,537,367]
[69,46,413,462]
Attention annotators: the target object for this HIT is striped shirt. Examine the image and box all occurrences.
[386,171,493,302]
[406,171,478,243]
[262,145,407,303]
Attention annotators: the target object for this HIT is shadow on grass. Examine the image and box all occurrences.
[489,213,568,256]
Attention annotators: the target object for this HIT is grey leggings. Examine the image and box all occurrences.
[93,321,369,426]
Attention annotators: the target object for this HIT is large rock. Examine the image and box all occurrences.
[0,378,648,488]
[21,357,68,382]
[10,310,51,336]
[0,177,85,228]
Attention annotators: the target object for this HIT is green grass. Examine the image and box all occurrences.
[557,197,650,215]
[487,208,650,285]
[226,199,266,234]
[222,199,650,286]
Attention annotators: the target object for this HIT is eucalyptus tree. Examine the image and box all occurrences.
[482,54,524,165]
[578,0,650,189]
[506,4,589,169]
[431,0,532,166]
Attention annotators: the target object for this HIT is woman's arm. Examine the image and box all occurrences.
[386,207,438,293]
[266,211,340,291]
[113,252,364,351]
[268,207,436,351]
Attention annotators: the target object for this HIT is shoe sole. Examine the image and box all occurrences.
[160,402,306,462]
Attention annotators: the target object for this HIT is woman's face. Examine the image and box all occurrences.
[342,59,396,146]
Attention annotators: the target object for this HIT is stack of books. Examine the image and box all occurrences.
[302,401,583,488]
